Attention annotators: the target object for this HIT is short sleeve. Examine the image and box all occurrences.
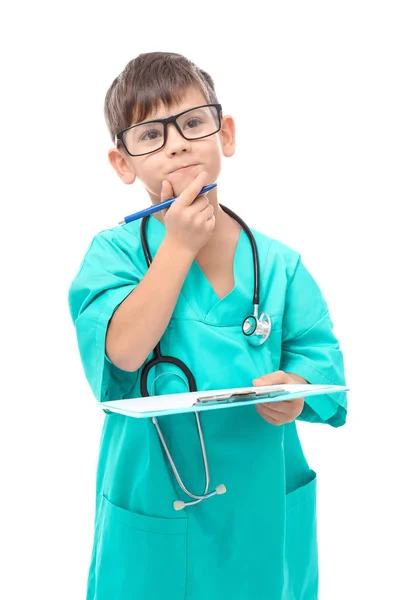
[68,232,143,402]
[280,256,347,427]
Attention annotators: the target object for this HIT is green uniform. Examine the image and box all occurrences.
[69,215,347,600]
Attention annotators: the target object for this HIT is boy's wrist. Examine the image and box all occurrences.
[162,234,197,263]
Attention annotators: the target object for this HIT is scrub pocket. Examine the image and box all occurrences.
[284,470,318,600]
[90,495,188,600]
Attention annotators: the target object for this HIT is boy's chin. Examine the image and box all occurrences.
[169,170,204,197]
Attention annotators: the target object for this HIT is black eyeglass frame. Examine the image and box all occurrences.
[115,103,223,157]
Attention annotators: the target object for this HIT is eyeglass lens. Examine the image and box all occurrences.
[123,106,220,155]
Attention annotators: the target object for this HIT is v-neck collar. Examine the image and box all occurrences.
[193,226,243,302]
[143,215,252,323]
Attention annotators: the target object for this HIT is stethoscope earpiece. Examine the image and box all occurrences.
[173,483,227,511]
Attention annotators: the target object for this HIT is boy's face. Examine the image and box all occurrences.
[108,86,235,203]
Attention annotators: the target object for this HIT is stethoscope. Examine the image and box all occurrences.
[140,205,271,510]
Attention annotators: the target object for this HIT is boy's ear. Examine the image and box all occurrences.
[108,147,137,184]
[219,114,235,158]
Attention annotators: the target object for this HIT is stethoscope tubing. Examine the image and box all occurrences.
[139,205,262,508]
[152,413,210,501]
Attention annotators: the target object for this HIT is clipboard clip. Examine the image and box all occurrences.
[195,386,286,406]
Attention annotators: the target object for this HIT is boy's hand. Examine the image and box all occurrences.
[252,370,308,425]
[161,171,215,256]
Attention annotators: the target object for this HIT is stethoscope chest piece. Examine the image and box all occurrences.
[242,307,271,346]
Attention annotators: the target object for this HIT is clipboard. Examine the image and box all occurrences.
[100,383,349,419]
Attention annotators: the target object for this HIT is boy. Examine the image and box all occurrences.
[69,52,347,600]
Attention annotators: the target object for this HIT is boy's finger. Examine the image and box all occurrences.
[160,180,175,218]
[263,400,294,413]
[161,179,174,202]
[256,404,282,424]
[175,171,210,207]
[252,371,289,386]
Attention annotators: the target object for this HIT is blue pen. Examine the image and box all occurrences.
[119,183,217,225]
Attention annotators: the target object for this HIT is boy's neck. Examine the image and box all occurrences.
[152,201,239,248]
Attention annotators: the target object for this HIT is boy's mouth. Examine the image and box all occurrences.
[170,164,198,174]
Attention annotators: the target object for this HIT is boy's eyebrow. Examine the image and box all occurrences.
[131,104,203,126]
[132,113,168,125]
[133,110,177,125]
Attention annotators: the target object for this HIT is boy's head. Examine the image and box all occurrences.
[105,52,235,203]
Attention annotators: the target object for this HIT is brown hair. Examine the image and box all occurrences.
[104,52,219,143]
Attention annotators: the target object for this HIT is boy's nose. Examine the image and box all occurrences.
[165,123,191,154]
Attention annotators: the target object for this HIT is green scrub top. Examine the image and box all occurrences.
[68,215,347,600]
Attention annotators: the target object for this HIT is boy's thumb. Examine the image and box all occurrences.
[253,370,289,386]
[161,179,173,201]
[253,372,279,386]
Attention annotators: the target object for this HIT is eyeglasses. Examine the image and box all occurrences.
[115,103,222,157]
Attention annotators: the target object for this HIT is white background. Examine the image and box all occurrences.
[1,1,404,598]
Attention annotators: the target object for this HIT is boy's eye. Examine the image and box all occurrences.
[140,129,163,141]
[184,118,202,129]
